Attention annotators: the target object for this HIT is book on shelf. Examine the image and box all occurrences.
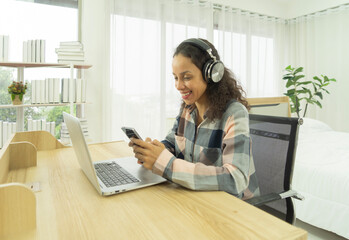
[48,78,54,103]
[3,36,8,61]
[23,41,27,63]
[41,119,46,131]
[36,40,40,63]
[57,55,84,61]
[27,119,32,131]
[55,49,84,54]
[0,35,9,62]
[0,36,3,61]
[53,78,60,103]
[0,121,17,149]
[31,40,35,62]
[61,78,69,103]
[31,80,36,104]
[75,78,82,103]
[32,120,38,131]
[35,79,40,104]
[46,122,51,132]
[58,60,85,64]
[45,78,49,103]
[59,41,83,47]
[40,80,45,104]
[50,122,55,136]
[41,39,46,63]
[8,122,12,140]
[11,122,16,133]
[68,78,75,103]
[27,40,31,63]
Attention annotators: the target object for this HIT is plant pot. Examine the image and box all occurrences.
[12,95,23,105]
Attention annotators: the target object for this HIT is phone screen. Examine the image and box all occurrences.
[122,127,143,140]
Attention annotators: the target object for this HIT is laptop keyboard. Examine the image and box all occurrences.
[94,162,140,188]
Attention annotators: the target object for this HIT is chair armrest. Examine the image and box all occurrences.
[245,190,304,207]
[245,193,281,207]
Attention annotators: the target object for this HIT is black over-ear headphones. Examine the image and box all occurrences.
[182,38,224,83]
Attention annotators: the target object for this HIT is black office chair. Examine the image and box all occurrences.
[245,114,304,224]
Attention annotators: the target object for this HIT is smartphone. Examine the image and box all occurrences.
[121,127,143,141]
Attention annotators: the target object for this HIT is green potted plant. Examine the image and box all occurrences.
[283,65,336,118]
[8,80,28,105]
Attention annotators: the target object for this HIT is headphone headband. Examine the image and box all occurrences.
[182,38,217,61]
[181,38,224,83]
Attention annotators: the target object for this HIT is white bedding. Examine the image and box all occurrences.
[293,118,349,239]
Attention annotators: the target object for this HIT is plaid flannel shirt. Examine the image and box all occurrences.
[152,100,259,199]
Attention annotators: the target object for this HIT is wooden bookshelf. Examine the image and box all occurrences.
[0,61,92,69]
[0,102,90,109]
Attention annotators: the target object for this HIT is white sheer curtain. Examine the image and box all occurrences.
[104,0,287,142]
[286,4,349,132]
[105,0,213,142]
[213,7,286,97]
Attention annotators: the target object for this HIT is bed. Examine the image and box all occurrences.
[292,118,349,239]
[248,97,349,239]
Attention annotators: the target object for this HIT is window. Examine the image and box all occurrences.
[251,35,274,96]
[214,30,247,88]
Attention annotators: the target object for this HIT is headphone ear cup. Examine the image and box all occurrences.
[210,60,224,83]
[204,60,224,83]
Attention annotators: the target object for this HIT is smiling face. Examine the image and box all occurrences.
[172,54,208,107]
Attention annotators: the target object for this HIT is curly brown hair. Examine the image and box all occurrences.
[174,38,249,121]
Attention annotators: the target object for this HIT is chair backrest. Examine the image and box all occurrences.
[247,96,291,117]
[249,114,300,223]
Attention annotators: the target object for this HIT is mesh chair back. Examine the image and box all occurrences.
[249,114,299,222]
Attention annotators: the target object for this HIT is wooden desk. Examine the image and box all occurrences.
[0,131,307,240]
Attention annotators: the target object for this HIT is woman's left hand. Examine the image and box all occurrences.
[131,138,165,170]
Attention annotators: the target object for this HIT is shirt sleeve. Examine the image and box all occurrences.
[153,107,252,197]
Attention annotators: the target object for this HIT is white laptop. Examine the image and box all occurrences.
[63,112,166,196]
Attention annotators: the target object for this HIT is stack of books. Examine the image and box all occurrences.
[60,118,90,145]
[56,41,84,63]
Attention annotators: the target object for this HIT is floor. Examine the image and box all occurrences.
[259,206,348,240]
[295,219,348,240]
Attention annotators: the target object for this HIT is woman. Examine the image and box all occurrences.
[130,38,259,199]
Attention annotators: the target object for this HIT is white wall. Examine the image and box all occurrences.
[284,0,349,19]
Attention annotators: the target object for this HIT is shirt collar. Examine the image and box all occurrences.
[185,104,208,120]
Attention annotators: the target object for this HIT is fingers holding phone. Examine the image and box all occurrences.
[121,127,165,169]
